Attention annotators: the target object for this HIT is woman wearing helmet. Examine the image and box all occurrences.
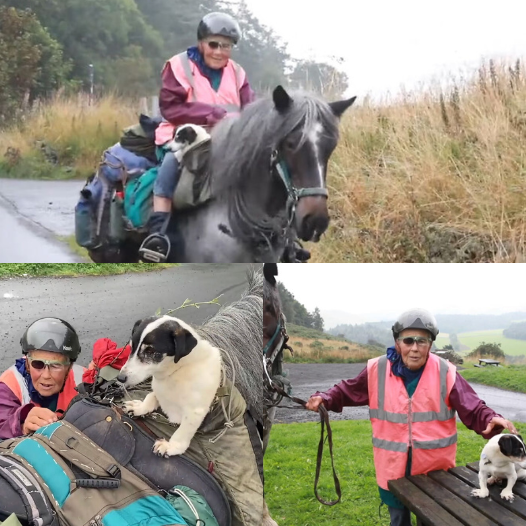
[0,318,86,439]
[139,11,255,262]
[305,308,518,526]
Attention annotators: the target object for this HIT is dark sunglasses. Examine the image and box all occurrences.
[398,336,431,347]
[206,40,234,50]
[28,356,69,371]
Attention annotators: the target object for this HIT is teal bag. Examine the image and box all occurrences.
[166,486,219,526]
[123,165,158,229]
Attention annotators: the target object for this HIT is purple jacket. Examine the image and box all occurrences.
[0,382,35,439]
[315,366,504,439]
[159,61,255,128]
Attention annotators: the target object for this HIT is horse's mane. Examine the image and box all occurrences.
[194,266,263,423]
[208,90,339,195]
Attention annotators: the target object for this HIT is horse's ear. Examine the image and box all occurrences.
[329,96,357,118]
[273,85,292,113]
[263,263,278,285]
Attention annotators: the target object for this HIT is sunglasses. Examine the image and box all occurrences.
[206,40,234,51]
[398,337,432,347]
[28,356,69,372]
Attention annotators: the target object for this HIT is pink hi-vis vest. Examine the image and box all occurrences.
[367,352,457,490]
[0,364,85,417]
[155,52,245,146]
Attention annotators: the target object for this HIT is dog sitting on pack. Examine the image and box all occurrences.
[471,433,526,501]
[117,315,222,458]
[165,124,211,163]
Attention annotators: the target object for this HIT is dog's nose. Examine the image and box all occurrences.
[116,373,127,384]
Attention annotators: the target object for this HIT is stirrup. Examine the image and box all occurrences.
[138,233,171,263]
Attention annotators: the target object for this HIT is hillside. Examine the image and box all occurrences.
[285,323,383,363]
[306,59,526,263]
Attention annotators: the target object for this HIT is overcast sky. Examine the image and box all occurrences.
[276,264,526,325]
[244,0,526,99]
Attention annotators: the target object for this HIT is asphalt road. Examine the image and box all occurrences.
[0,264,256,370]
[0,179,83,262]
[274,363,526,425]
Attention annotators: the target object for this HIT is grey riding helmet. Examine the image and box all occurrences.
[392,308,439,341]
[197,12,241,44]
[20,317,81,362]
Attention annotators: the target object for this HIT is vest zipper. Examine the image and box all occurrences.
[408,397,413,451]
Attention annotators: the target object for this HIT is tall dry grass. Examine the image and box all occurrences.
[309,59,526,262]
[0,93,138,179]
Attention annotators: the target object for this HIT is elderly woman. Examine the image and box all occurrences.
[139,11,255,262]
[0,318,85,439]
[306,308,518,526]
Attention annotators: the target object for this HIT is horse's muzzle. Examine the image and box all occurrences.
[295,196,329,242]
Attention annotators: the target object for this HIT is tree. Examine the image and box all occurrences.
[312,307,324,332]
[289,59,349,98]
[0,7,70,123]
[468,342,505,360]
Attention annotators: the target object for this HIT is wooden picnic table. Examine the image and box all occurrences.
[478,359,500,366]
[388,462,526,526]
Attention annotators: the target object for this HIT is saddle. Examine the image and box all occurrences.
[0,396,231,526]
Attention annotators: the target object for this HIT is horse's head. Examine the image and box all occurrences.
[272,86,356,242]
[263,263,282,350]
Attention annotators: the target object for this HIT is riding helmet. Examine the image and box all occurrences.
[392,308,439,341]
[20,317,81,362]
[197,12,241,44]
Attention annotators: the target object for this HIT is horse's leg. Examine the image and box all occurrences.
[262,500,279,526]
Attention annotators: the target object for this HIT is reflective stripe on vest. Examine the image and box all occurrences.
[155,52,244,145]
[0,363,86,416]
[367,353,457,489]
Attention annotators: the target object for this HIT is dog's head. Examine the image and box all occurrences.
[497,434,526,463]
[117,315,198,386]
[174,124,199,146]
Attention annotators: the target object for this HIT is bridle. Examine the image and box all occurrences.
[270,149,328,228]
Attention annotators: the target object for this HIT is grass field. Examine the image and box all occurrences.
[459,365,526,393]
[265,420,519,526]
[457,329,526,356]
[0,263,177,278]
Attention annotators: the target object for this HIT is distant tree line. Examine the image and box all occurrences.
[503,321,526,341]
[0,0,348,124]
[330,322,393,347]
[277,282,324,332]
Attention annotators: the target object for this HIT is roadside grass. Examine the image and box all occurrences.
[459,364,526,393]
[59,234,91,261]
[265,420,520,526]
[0,263,177,278]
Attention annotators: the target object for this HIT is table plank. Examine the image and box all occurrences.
[451,465,526,519]
[429,470,526,526]
[408,474,498,526]
[466,462,526,500]
[388,477,465,526]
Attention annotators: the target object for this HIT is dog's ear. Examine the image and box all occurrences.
[499,435,515,457]
[172,324,198,363]
[132,319,143,334]
[263,263,278,286]
[186,127,197,144]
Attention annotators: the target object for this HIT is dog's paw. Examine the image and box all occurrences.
[500,489,515,501]
[471,488,489,499]
[152,438,188,458]
[123,400,149,417]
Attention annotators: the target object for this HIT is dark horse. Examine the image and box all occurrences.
[89,86,355,263]
[262,263,288,526]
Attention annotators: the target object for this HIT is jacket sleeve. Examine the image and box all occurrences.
[0,382,35,439]
[239,76,256,107]
[449,373,503,439]
[312,366,369,413]
[159,62,226,127]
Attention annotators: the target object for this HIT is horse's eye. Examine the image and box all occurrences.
[284,139,296,150]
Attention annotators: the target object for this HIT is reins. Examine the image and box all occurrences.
[264,327,341,506]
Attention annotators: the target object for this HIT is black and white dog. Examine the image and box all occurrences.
[166,124,211,162]
[117,315,222,457]
[471,433,526,501]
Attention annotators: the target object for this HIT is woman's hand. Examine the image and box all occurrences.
[22,407,57,434]
[483,416,518,435]
[305,396,324,412]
